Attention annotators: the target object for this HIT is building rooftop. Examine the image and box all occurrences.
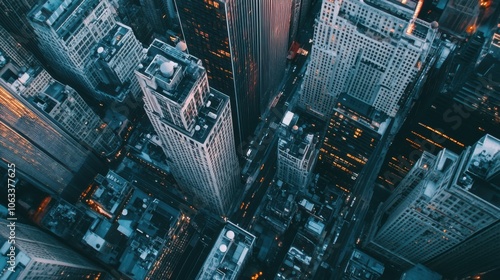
[32,81,66,113]
[364,0,421,21]
[288,233,315,266]
[139,39,231,143]
[0,56,45,96]
[197,222,256,280]
[191,91,229,143]
[278,111,321,159]
[118,196,181,279]
[139,39,203,105]
[262,180,298,233]
[456,134,500,207]
[345,249,385,279]
[82,171,133,219]
[400,264,442,280]
[30,0,100,40]
[39,198,94,242]
[94,23,133,63]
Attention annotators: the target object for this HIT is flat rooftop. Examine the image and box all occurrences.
[94,23,132,63]
[30,0,100,39]
[336,94,389,135]
[197,222,256,280]
[85,171,133,218]
[139,39,203,105]
[456,134,500,208]
[364,0,420,21]
[279,111,321,159]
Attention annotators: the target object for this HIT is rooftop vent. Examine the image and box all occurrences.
[226,230,235,240]
[176,41,187,52]
[219,244,228,252]
[159,61,176,78]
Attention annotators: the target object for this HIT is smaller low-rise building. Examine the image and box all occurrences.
[197,222,256,280]
[277,111,320,189]
[344,249,385,280]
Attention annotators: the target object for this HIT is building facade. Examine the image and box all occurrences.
[175,0,291,148]
[0,219,110,279]
[425,220,500,279]
[0,25,37,68]
[315,95,386,192]
[438,0,479,38]
[299,0,437,119]
[366,134,500,268]
[0,81,104,201]
[136,39,241,216]
[0,0,42,59]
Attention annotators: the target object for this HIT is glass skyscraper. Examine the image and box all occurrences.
[175,0,291,149]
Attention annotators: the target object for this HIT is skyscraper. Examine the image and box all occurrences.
[32,81,121,156]
[0,25,36,67]
[175,0,292,147]
[0,81,104,201]
[0,0,42,58]
[136,39,240,216]
[0,46,121,157]
[439,0,480,38]
[138,0,177,36]
[377,33,500,190]
[0,219,110,279]
[365,134,500,268]
[425,220,500,279]
[315,94,387,192]
[27,0,143,102]
[299,0,437,119]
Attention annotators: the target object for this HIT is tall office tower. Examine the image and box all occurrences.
[196,222,256,280]
[289,0,314,45]
[299,0,437,119]
[32,81,121,156]
[0,82,105,201]
[0,49,121,157]
[377,33,500,190]
[277,111,320,189]
[0,220,111,279]
[439,0,479,38]
[112,0,154,44]
[136,39,241,216]
[490,19,500,58]
[425,220,500,278]
[0,53,52,98]
[365,134,500,268]
[28,0,143,102]
[0,25,37,67]
[139,0,177,35]
[315,95,387,192]
[0,0,42,58]
[175,0,292,147]
[400,264,442,280]
[290,0,302,46]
